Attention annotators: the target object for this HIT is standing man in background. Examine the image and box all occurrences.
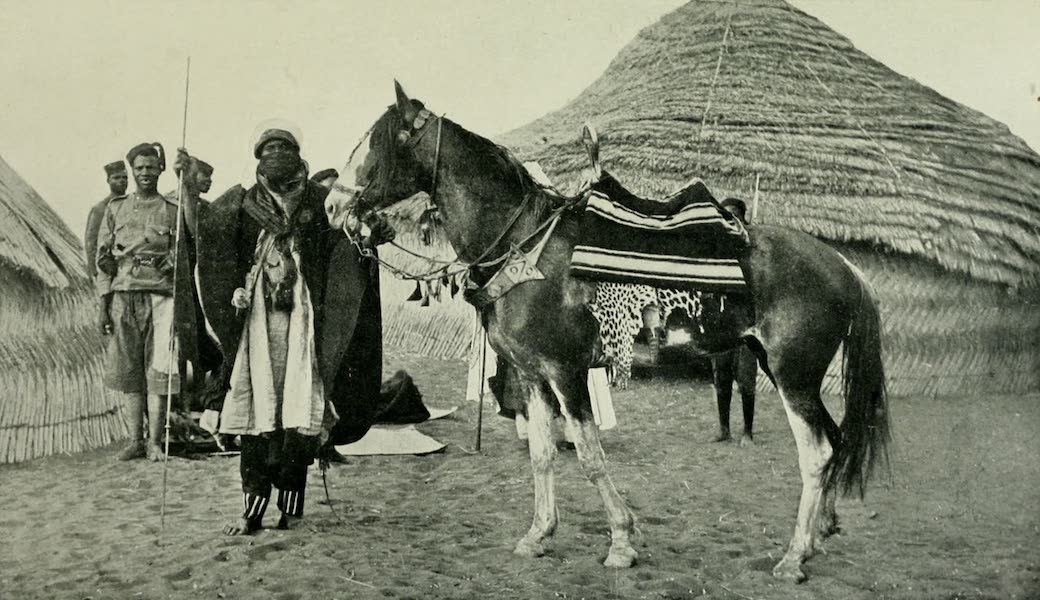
[84,161,127,279]
[710,197,758,446]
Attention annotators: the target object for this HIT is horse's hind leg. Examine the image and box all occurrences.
[549,374,637,568]
[514,380,558,558]
[772,384,839,583]
[817,485,840,538]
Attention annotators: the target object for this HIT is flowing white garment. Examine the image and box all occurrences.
[219,233,330,437]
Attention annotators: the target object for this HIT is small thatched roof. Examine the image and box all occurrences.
[498,0,1040,289]
[0,155,87,289]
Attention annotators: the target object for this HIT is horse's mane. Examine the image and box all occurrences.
[442,117,541,200]
[375,103,555,222]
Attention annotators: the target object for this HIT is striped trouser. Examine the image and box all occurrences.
[239,430,311,519]
[242,489,305,520]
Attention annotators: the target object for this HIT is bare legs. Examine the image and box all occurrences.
[147,394,167,461]
[116,392,168,461]
[712,346,757,446]
[117,392,146,460]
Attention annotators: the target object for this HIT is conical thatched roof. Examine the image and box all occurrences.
[0,154,123,463]
[498,0,1040,290]
[0,155,87,288]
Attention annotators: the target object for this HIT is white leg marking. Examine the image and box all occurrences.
[773,388,832,583]
[514,384,557,558]
[549,380,637,568]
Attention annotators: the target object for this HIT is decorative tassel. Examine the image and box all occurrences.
[406,282,423,302]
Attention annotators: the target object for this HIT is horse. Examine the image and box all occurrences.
[325,82,890,583]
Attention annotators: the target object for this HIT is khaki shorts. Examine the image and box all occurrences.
[104,291,180,394]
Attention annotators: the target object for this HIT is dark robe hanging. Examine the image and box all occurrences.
[195,180,383,446]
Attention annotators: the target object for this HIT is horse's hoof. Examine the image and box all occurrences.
[513,537,546,558]
[603,546,637,568]
[772,558,807,583]
[712,431,731,443]
[739,435,755,448]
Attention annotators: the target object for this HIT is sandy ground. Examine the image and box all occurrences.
[1,349,1038,600]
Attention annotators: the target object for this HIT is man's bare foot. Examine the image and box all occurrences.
[223,517,261,536]
[276,513,301,530]
[117,441,146,461]
[146,442,165,462]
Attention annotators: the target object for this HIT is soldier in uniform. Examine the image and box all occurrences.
[84,161,128,279]
[95,142,206,461]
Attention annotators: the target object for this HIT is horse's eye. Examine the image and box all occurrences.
[395,130,411,145]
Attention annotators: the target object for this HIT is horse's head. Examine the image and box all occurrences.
[325,81,435,232]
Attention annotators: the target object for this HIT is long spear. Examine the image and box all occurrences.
[160,56,191,536]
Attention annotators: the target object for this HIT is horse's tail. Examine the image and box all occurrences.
[823,265,890,498]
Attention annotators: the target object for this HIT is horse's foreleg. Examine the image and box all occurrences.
[549,377,637,568]
[514,382,558,558]
[773,387,833,583]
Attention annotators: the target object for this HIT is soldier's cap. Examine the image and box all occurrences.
[126,142,166,171]
[104,161,126,176]
[253,128,300,158]
[194,159,214,176]
[310,168,339,183]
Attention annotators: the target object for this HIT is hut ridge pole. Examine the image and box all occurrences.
[160,56,190,537]
[751,173,760,223]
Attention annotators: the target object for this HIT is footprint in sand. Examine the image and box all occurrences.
[245,540,289,561]
[165,566,192,582]
[747,557,774,573]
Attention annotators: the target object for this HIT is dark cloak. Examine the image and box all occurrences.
[195,181,383,445]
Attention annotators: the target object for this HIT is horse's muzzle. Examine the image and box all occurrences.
[325,186,365,233]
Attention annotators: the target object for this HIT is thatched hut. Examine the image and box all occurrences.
[380,0,1040,396]
[0,155,124,463]
[492,0,1040,396]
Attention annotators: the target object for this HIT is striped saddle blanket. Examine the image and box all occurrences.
[570,173,749,291]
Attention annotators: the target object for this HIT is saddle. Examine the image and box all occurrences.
[581,123,730,220]
[568,123,750,292]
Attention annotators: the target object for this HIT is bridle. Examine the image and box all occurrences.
[341,108,570,285]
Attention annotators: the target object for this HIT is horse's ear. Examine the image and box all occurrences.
[394,80,418,126]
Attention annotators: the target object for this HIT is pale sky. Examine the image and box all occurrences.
[1,0,1036,239]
